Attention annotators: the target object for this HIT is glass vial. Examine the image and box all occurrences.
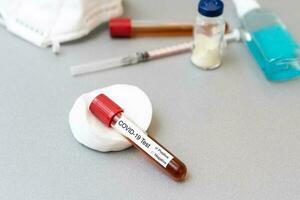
[191,0,225,70]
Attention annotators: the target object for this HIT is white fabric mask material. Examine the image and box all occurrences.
[0,0,123,53]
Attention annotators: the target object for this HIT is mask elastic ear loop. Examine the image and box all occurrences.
[0,13,5,26]
[51,39,61,54]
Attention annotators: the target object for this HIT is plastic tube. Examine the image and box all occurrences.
[109,18,194,37]
[109,18,230,38]
[89,94,187,181]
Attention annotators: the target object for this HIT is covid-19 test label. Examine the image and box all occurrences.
[115,116,174,168]
[89,94,186,181]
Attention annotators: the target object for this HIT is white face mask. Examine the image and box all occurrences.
[0,0,123,53]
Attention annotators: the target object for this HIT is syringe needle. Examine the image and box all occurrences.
[70,54,141,76]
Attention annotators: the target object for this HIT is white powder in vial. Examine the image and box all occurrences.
[191,33,222,70]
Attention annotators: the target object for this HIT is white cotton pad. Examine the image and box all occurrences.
[69,84,153,152]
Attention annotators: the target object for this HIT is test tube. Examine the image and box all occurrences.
[89,94,187,181]
[109,18,229,38]
[109,18,194,37]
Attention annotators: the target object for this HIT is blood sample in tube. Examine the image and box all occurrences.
[89,94,187,181]
[109,18,193,38]
[109,18,229,38]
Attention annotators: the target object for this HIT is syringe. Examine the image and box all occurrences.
[70,29,241,76]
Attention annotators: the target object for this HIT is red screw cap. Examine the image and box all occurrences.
[89,94,124,127]
[109,18,132,38]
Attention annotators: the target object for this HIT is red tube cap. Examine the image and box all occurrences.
[89,94,124,127]
[109,18,132,38]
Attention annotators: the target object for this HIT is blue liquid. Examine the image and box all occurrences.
[246,25,300,81]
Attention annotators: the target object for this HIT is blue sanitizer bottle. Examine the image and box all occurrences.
[232,0,300,81]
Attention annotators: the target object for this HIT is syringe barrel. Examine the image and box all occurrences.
[147,42,193,60]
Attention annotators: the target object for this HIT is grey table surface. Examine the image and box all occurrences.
[1,0,300,199]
